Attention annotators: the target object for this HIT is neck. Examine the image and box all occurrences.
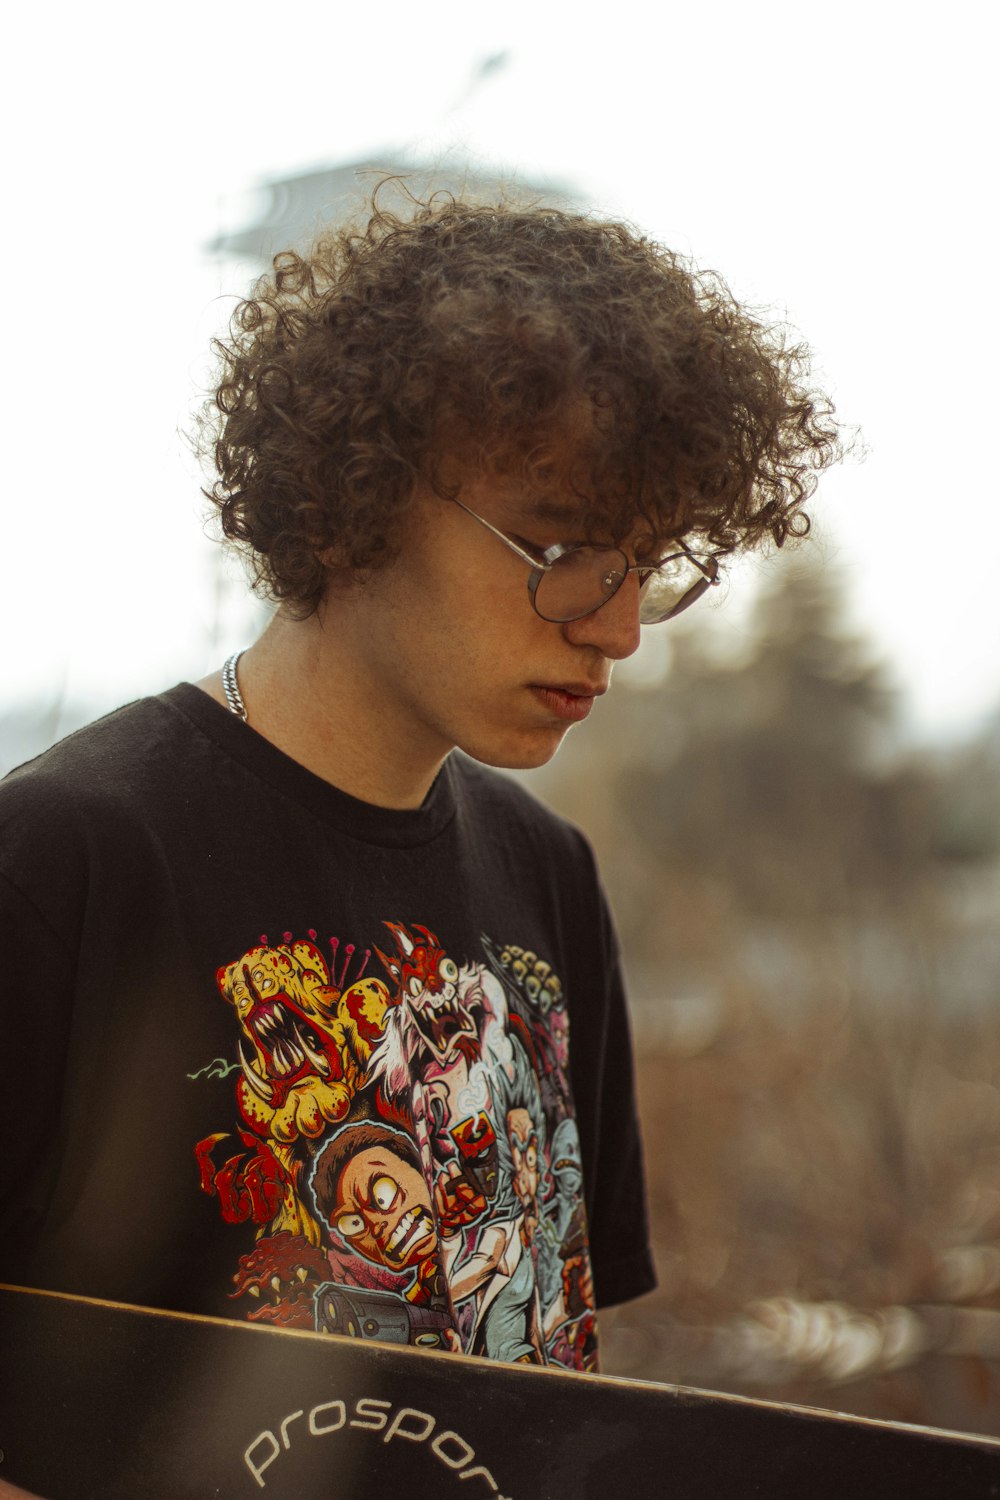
[198,607,448,810]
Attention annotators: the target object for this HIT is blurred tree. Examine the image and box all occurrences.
[930,721,1000,863]
[621,556,936,924]
[528,552,942,971]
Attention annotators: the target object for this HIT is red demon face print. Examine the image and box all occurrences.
[375,921,478,1067]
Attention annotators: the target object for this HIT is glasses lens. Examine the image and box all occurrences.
[533,547,628,622]
[639,553,718,624]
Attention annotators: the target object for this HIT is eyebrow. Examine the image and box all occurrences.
[518,502,662,552]
[530,499,583,523]
[504,498,587,535]
[507,496,690,555]
[339,1154,396,1211]
[339,1176,376,1218]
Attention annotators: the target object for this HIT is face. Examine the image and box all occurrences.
[328,471,645,780]
[508,1106,540,1209]
[217,942,342,1090]
[331,1146,437,1269]
[384,934,478,1068]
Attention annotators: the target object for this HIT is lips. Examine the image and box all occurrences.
[531,683,607,722]
[544,681,608,699]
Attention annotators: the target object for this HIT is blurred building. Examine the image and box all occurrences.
[209,154,577,267]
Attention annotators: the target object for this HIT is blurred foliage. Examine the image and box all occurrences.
[527,553,1000,984]
[522,552,1000,1435]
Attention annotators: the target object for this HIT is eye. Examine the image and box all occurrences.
[408,976,423,998]
[440,958,458,982]
[372,1175,399,1210]
[527,1147,538,1170]
[336,1212,366,1238]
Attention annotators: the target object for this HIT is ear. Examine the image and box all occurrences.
[374,945,401,984]
[383,919,415,957]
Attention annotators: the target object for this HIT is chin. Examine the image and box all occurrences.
[460,726,571,773]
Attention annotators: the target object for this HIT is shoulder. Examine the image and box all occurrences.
[0,689,210,923]
[0,689,197,825]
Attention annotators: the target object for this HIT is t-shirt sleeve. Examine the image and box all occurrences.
[0,871,75,1281]
[568,866,657,1310]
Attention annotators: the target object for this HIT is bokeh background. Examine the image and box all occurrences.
[4,0,999,1438]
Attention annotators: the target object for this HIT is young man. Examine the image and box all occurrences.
[0,192,839,1375]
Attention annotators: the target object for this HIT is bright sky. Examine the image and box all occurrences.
[3,0,997,740]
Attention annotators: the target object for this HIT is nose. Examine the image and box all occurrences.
[561,570,643,660]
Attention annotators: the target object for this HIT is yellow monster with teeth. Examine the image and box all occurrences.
[203,934,389,1245]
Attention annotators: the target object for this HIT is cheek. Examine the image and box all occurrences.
[420,616,510,694]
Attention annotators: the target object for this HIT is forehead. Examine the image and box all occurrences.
[449,442,681,540]
[457,471,595,535]
[507,1106,535,1142]
[430,401,680,545]
[339,1148,403,1200]
[458,476,676,557]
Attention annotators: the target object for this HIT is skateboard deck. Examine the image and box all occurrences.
[1,1283,998,1498]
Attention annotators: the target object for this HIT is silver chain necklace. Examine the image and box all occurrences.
[221,649,249,722]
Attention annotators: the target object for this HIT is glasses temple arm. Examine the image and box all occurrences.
[450,497,551,571]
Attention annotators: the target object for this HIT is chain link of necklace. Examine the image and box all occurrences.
[222,649,249,722]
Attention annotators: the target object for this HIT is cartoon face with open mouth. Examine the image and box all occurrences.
[311,1124,437,1272]
[375,922,479,1068]
[219,945,339,1096]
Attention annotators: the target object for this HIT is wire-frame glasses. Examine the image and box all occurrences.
[451,496,724,624]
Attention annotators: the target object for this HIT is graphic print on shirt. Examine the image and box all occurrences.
[194,922,597,1371]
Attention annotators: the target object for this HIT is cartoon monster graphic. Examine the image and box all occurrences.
[367,922,505,1188]
[219,934,388,1146]
[198,931,389,1250]
[311,1122,447,1303]
[307,1121,483,1349]
[443,1093,548,1365]
[196,919,593,1356]
[481,935,571,1125]
[370,923,480,1082]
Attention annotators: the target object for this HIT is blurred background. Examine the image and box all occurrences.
[3,0,999,1438]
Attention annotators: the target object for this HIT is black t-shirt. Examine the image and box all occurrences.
[0,685,654,1370]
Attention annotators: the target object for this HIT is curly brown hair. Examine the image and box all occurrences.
[201,186,842,614]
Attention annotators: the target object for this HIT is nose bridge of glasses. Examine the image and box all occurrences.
[452,493,722,626]
[583,550,640,618]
